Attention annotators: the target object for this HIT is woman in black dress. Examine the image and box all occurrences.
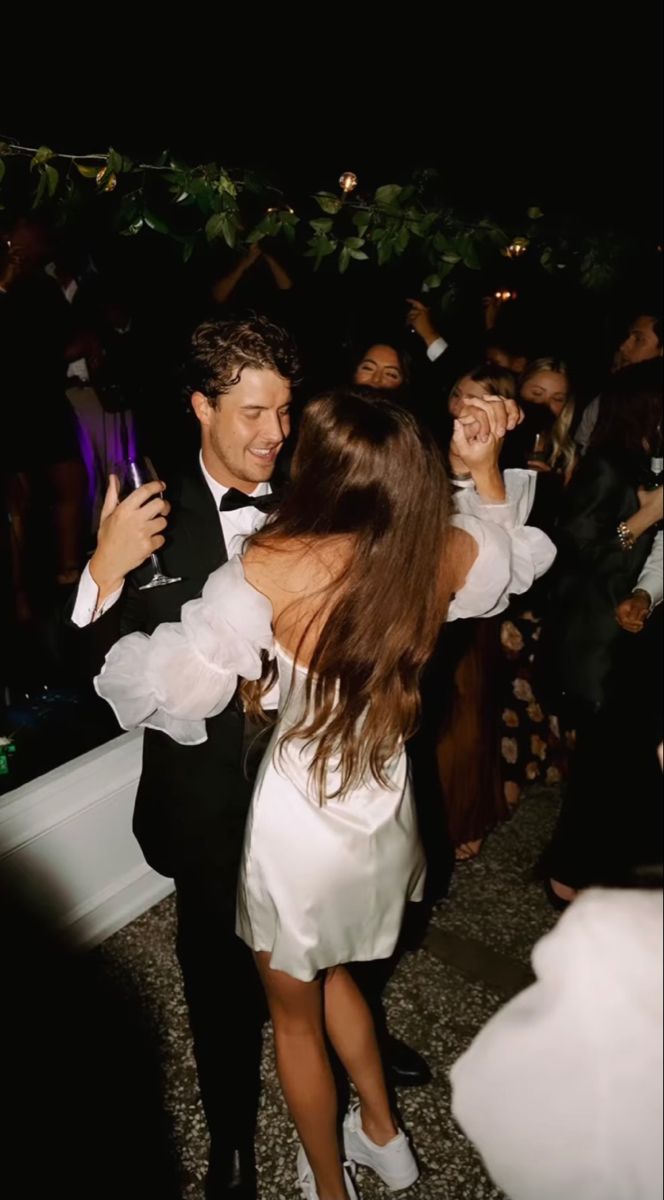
[541,358,663,902]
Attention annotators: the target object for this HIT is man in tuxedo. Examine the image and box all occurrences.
[69,315,429,1199]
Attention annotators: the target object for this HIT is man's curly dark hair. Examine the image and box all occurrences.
[186,314,300,408]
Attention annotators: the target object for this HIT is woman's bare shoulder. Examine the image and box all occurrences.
[243,536,352,604]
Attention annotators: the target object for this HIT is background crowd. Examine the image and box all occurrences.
[0,203,662,1199]
[2,212,661,896]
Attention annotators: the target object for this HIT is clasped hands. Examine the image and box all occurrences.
[449,394,523,477]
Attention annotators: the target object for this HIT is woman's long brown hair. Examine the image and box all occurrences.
[242,389,451,800]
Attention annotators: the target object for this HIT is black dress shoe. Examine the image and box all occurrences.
[384,1035,432,1088]
[205,1146,257,1199]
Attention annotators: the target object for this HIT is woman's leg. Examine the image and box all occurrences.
[323,965,397,1146]
[255,953,346,1200]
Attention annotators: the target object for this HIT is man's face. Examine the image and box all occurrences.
[617,316,662,368]
[193,367,291,491]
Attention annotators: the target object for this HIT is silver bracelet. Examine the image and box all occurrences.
[617,521,635,552]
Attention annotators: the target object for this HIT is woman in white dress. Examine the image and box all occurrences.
[96,389,554,1200]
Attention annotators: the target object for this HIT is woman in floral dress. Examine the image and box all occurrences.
[499,358,578,809]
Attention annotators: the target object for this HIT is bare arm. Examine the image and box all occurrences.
[263,251,294,291]
[211,244,262,304]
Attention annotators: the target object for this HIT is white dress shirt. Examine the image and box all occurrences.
[636,530,663,608]
[426,336,448,362]
[71,453,272,627]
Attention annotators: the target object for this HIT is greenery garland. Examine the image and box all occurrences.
[0,141,643,297]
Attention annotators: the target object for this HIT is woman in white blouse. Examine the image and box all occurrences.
[96,389,554,1200]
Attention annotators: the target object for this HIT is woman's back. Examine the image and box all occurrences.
[243,535,354,668]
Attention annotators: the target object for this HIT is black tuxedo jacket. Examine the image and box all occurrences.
[72,464,260,890]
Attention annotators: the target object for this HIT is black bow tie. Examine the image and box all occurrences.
[219,488,278,514]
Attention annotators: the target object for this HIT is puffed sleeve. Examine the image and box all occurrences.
[94,556,274,745]
[448,469,556,620]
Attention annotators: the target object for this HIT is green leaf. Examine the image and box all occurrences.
[344,236,365,251]
[120,217,144,237]
[438,259,457,280]
[377,237,394,266]
[395,226,410,254]
[315,192,342,215]
[310,218,333,234]
[540,247,554,272]
[305,234,337,268]
[182,239,196,263]
[144,209,171,235]
[0,159,5,184]
[458,237,481,270]
[108,148,123,175]
[205,212,237,246]
[45,164,59,197]
[349,250,369,261]
[246,222,268,244]
[424,274,441,289]
[412,213,437,237]
[527,206,543,220]
[433,232,454,254]
[30,145,55,168]
[75,162,99,178]
[352,210,371,232]
[32,171,48,207]
[219,173,237,197]
[442,251,461,264]
[339,246,351,274]
[374,184,402,207]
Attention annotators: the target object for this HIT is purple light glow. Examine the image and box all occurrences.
[68,390,137,520]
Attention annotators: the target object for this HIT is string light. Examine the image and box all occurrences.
[96,167,117,192]
[504,237,528,259]
[495,290,518,302]
[339,171,358,194]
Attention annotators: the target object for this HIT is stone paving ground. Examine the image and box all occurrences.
[97,785,561,1199]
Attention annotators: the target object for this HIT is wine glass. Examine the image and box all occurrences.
[116,456,182,590]
[530,431,548,465]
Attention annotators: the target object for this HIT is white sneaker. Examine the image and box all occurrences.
[343,1104,419,1191]
[297,1145,359,1198]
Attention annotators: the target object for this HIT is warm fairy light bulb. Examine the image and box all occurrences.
[96,166,117,192]
[339,171,358,194]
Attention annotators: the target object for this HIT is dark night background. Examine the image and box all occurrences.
[6,11,662,232]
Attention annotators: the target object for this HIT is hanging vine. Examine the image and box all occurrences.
[0,139,640,297]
